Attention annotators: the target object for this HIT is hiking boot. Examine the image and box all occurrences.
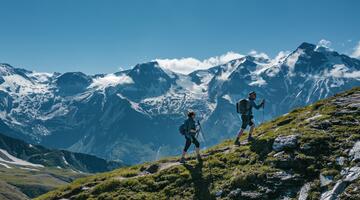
[248,136,254,141]
[234,140,240,146]
[179,157,186,164]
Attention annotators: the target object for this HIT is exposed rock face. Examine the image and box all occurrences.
[298,182,311,200]
[272,135,298,152]
[321,163,360,199]
[349,141,360,162]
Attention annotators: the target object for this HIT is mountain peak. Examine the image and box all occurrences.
[297,42,316,51]
[129,61,170,79]
[133,61,160,70]
[0,63,16,76]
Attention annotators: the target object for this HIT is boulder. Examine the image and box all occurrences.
[228,188,241,199]
[241,191,263,199]
[272,135,298,152]
[215,190,223,197]
[336,157,345,166]
[272,171,295,181]
[144,163,159,174]
[320,174,333,186]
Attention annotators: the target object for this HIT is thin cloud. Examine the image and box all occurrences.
[351,41,360,59]
[248,50,270,60]
[317,39,332,48]
[89,74,134,89]
[155,52,244,74]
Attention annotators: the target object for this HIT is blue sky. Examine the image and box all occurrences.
[0,0,359,74]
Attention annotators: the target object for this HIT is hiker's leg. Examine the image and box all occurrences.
[237,115,249,139]
[236,115,248,141]
[234,128,244,145]
[237,128,245,138]
[249,124,255,137]
[182,137,192,158]
[192,136,200,157]
[248,116,255,139]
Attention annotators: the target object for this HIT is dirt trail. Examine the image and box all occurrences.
[113,144,240,181]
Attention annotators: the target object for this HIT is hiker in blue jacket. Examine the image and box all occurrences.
[234,91,264,146]
[180,111,201,163]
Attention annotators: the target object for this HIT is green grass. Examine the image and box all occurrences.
[36,87,360,200]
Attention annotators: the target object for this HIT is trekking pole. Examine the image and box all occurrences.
[197,120,206,142]
[262,99,265,123]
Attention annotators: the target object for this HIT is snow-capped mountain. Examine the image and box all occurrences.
[0,42,359,164]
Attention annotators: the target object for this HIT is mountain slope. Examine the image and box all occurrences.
[0,133,124,199]
[36,87,360,200]
[0,42,359,164]
[0,132,123,173]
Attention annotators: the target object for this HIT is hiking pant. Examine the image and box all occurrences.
[183,134,200,152]
[241,115,254,129]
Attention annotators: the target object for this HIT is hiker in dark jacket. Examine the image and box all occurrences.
[234,91,264,146]
[180,111,201,163]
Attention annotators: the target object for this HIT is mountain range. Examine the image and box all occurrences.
[0,42,359,164]
[0,132,123,199]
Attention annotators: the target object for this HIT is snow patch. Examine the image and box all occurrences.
[28,72,54,83]
[286,49,304,70]
[217,59,244,81]
[62,156,69,165]
[0,162,12,168]
[249,77,267,86]
[222,94,232,103]
[0,149,44,168]
[20,167,40,171]
[117,93,147,114]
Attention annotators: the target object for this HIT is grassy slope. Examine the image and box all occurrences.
[36,87,360,200]
[0,164,87,199]
[0,180,30,200]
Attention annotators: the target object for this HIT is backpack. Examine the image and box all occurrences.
[236,99,250,115]
[179,123,186,135]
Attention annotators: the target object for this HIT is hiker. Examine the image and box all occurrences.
[234,91,265,146]
[179,111,201,163]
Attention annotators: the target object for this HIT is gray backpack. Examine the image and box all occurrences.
[236,99,250,115]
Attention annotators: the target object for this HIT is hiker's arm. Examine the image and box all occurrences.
[253,100,264,109]
[251,101,261,109]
